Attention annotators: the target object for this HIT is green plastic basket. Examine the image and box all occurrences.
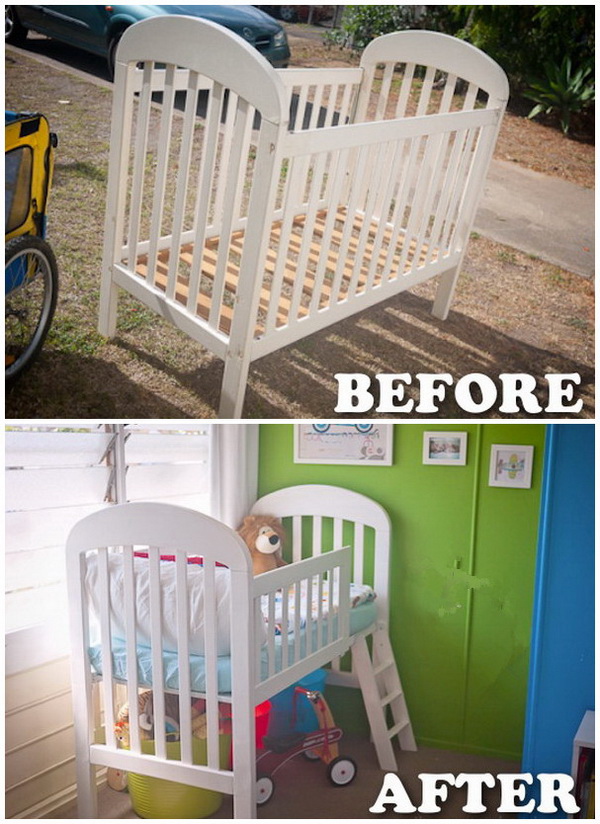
[127,735,231,819]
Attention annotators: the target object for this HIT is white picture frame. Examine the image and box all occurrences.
[422,431,468,466]
[294,423,394,465]
[488,444,534,489]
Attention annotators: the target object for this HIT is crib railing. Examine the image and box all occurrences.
[251,102,501,357]
[252,547,351,704]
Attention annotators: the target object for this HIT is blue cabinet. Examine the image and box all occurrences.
[521,424,595,817]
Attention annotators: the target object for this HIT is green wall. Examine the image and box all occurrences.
[258,423,545,760]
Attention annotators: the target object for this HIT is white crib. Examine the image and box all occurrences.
[98,16,508,418]
[66,485,414,818]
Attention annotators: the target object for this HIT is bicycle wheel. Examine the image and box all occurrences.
[5,235,58,385]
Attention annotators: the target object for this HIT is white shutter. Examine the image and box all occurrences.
[5,423,213,646]
[5,425,113,637]
[123,423,211,510]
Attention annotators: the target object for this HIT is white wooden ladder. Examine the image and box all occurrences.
[353,627,416,771]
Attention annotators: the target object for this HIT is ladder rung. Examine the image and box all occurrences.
[373,659,394,677]
[381,688,403,708]
[388,719,410,739]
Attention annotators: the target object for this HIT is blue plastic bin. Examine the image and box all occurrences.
[267,669,328,736]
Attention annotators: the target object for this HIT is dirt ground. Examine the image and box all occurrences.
[4,33,595,419]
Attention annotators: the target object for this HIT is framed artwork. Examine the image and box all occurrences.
[422,431,468,465]
[294,423,394,465]
[489,444,534,489]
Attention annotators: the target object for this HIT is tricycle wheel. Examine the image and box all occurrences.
[327,756,357,787]
[303,748,321,761]
[5,235,58,386]
[256,774,274,805]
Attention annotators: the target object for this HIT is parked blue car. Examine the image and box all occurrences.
[5,5,290,75]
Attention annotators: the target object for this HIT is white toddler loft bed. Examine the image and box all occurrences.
[98,17,509,417]
[66,484,415,818]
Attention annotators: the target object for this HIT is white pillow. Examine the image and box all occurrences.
[85,553,262,656]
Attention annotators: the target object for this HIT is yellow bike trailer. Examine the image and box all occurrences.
[5,111,59,383]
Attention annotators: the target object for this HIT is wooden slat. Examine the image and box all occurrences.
[134,206,438,339]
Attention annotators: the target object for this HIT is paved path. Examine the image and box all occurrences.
[475,159,595,278]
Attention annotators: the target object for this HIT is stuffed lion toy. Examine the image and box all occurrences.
[237,514,287,575]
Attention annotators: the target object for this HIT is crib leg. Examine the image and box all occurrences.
[431,264,460,321]
[98,275,119,338]
[76,757,98,818]
[219,349,251,419]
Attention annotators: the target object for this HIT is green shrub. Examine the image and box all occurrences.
[325,5,420,51]
[524,56,595,135]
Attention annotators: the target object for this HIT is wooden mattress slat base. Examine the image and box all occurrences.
[135,208,438,339]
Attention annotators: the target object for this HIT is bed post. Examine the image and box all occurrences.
[219,348,253,420]
[217,117,284,419]
[229,566,258,817]
[432,264,461,320]
[98,58,135,338]
[66,549,99,818]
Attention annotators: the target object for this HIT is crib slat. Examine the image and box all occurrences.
[126,61,154,269]
[463,82,479,111]
[97,548,116,749]
[397,128,449,274]
[308,147,351,314]
[424,126,466,265]
[354,525,365,585]
[147,546,167,761]
[316,572,324,649]
[175,555,193,765]
[212,90,238,224]
[265,157,311,333]
[377,62,396,120]
[292,516,303,563]
[439,73,458,114]
[281,582,289,671]
[452,122,497,249]
[166,70,202,300]
[146,63,177,290]
[333,519,343,550]
[267,591,276,677]
[329,143,370,302]
[122,546,141,754]
[209,98,252,329]
[395,63,416,119]
[231,108,257,222]
[382,134,423,282]
[364,141,407,289]
[416,65,436,117]
[347,141,389,298]
[203,561,221,770]
[312,516,322,555]
[187,81,224,312]
[441,127,479,252]
[412,131,453,267]
[305,574,313,655]
[294,580,302,663]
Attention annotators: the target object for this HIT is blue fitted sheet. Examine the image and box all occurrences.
[88,600,376,695]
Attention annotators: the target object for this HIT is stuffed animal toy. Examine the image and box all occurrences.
[237,514,287,575]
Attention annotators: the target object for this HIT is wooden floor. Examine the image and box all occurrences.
[134,208,439,339]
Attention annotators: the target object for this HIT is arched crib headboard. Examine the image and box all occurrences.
[251,484,391,628]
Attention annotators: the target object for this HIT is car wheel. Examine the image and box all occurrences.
[107,30,126,80]
[279,6,299,23]
[5,6,28,45]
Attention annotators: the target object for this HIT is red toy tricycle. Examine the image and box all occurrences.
[256,685,357,805]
